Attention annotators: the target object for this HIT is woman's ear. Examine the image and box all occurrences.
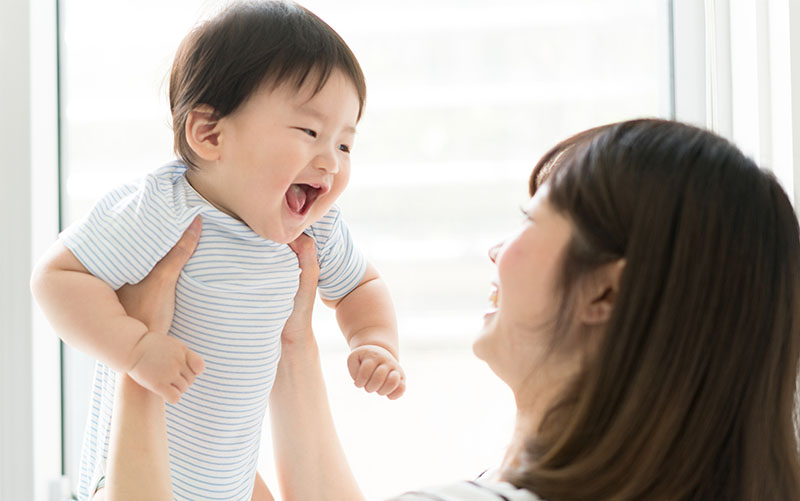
[579,259,626,326]
[185,105,222,162]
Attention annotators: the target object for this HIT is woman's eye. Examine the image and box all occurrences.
[338,144,351,153]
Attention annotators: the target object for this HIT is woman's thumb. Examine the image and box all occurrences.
[159,216,202,277]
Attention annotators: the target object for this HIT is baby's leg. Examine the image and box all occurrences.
[252,471,275,501]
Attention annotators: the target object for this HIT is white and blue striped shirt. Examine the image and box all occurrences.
[62,162,366,501]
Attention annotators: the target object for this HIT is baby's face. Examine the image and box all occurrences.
[208,69,359,243]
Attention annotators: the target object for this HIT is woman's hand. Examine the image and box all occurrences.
[270,234,365,501]
[117,216,206,402]
[282,234,320,344]
[105,217,203,501]
[117,217,201,334]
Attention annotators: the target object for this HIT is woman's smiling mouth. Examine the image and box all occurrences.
[484,283,499,318]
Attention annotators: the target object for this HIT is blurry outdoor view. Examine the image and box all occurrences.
[59,0,668,498]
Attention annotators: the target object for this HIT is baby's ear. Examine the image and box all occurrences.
[185,105,221,162]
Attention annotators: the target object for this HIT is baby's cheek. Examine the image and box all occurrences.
[333,168,351,193]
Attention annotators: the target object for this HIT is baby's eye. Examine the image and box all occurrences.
[296,128,317,138]
[338,144,351,153]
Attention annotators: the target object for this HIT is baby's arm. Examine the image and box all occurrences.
[323,261,405,399]
[30,223,204,403]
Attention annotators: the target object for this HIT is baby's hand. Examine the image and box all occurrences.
[347,345,406,400]
[128,332,205,404]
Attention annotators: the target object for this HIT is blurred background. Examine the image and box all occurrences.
[4,0,799,500]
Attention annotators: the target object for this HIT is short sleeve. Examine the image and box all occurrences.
[59,165,205,290]
[306,205,367,301]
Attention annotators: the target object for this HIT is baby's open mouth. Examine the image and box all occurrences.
[285,184,322,216]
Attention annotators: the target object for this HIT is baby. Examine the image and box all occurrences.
[30,2,404,500]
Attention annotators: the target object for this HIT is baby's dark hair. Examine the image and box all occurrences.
[169,0,366,168]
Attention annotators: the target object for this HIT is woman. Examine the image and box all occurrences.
[103,119,800,500]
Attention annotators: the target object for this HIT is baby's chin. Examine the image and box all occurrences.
[253,223,309,245]
[250,203,334,244]
[262,229,302,245]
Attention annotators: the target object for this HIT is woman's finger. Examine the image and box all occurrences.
[288,233,318,272]
[156,216,202,282]
[288,234,320,298]
[284,234,320,329]
[116,217,201,335]
[118,219,201,333]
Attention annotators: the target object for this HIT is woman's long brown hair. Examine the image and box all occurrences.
[504,119,800,500]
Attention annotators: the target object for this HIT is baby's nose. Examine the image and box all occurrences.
[313,150,339,174]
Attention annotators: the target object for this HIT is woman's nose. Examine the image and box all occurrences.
[488,242,502,264]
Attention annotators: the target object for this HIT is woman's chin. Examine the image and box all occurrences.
[472,321,496,362]
[472,331,510,386]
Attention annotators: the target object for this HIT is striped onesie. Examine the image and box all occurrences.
[61,162,366,501]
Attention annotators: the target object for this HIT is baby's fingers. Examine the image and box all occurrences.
[161,383,182,404]
[186,350,205,376]
[180,369,195,388]
[172,376,189,395]
[386,379,407,400]
[365,365,390,393]
[377,370,403,396]
[352,358,377,388]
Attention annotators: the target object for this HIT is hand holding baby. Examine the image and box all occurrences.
[118,217,206,404]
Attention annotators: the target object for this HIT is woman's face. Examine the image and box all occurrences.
[473,184,574,389]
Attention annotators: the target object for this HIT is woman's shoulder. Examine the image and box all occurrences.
[386,478,542,501]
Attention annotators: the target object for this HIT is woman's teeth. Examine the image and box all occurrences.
[488,288,498,308]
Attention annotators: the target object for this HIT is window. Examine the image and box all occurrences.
[58,1,668,498]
